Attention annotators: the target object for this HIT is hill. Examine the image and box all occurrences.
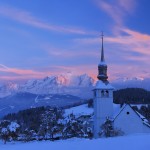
[114,88,150,104]
[0,92,84,118]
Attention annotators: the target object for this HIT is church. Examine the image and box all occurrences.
[93,34,150,138]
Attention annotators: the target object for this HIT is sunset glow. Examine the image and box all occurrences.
[0,0,150,82]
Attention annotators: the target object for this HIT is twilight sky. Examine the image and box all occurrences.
[0,0,150,82]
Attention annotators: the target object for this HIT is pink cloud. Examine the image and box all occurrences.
[0,5,97,35]
[73,26,150,80]
[106,28,150,56]
[0,63,98,82]
[118,0,136,14]
[95,0,137,29]
[109,64,149,81]
[74,27,150,57]
[40,43,98,59]
[0,64,44,75]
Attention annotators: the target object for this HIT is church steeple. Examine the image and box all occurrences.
[93,32,114,139]
[101,32,105,62]
[97,32,108,82]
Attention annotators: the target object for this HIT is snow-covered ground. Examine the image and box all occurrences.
[65,103,122,117]
[65,104,93,116]
[0,134,150,150]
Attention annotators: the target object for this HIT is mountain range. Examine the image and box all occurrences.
[0,74,149,98]
[0,74,94,98]
[0,74,149,117]
[0,74,93,117]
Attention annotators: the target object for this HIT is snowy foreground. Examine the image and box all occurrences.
[0,134,150,150]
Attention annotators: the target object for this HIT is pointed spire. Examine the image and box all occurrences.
[101,31,105,62]
[97,31,108,81]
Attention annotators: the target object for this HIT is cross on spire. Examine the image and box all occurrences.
[101,31,105,62]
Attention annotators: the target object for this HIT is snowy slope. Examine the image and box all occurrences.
[65,104,93,116]
[0,134,150,150]
[65,104,122,117]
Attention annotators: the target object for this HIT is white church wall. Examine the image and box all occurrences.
[93,88,113,138]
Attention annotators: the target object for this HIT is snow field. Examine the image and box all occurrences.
[0,134,150,150]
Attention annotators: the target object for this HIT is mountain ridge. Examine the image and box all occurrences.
[0,74,149,98]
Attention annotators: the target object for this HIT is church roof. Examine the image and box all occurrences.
[94,80,114,90]
[98,61,107,66]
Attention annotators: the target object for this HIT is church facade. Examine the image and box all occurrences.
[93,34,150,138]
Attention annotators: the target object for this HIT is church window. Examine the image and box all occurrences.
[126,112,130,115]
[101,90,104,97]
[105,90,109,97]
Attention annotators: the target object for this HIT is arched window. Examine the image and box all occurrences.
[105,90,109,97]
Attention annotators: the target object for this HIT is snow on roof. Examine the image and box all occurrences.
[94,80,114,90]
[135,111,150,127]
[98,61,107,66]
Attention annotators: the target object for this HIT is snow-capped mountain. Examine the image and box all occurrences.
[0,74,95,98]
[0,74,150,99]
[0,74,94,117]
[0,75,149,117]
[19,74,94,98]
[0,82,19,98]
[112,77,150,90]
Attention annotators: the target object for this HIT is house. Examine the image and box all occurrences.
[113,104,150,135]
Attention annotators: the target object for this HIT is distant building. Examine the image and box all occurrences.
[93,33,150,138]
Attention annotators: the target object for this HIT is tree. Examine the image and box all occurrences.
[0,120,20,144]
[100,119,123,137]
[23,129,36,142]
[38,108,64,140]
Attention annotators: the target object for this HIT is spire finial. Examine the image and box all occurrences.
[101,31,105,62]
